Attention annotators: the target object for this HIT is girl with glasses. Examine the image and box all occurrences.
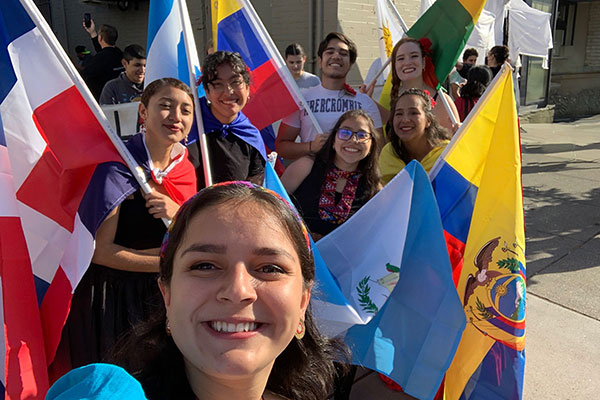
[281,110,382,241]
[187,51,266,188]
[379,88,452,185]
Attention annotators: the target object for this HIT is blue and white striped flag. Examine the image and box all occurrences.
[265,161,466,400]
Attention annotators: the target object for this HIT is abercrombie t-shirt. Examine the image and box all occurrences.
[282,84,382,142]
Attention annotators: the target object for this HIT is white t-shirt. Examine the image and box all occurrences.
[282,84,382,142]
[295,71,321,89]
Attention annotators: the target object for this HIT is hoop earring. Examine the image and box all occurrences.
[295,319,305,340]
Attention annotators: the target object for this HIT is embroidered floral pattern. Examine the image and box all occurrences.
[318,166,361,224]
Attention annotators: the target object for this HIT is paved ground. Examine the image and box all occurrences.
[347,116,600,399]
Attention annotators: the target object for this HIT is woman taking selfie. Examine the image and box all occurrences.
[50,182,345,400]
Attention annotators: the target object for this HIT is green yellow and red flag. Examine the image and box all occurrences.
[379,0,487,108]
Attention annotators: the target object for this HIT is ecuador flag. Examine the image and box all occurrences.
[430,65,526,399]
[379,0,486,108]
[212,0,299,130]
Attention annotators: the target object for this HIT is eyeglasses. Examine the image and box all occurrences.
[208,79,246,93]
[336,128,372,143]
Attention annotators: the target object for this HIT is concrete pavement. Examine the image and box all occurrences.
[521,116,600,399]
[347,116,600,399]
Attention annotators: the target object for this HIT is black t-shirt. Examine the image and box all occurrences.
[82,37,123,100]
[187,132,265,188]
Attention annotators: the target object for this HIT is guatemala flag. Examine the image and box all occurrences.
[0,0,125,397]
[264,162,466,400]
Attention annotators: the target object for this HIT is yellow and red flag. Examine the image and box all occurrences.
[430,65,526,399]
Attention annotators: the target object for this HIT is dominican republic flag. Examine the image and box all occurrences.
[0,0,124,398]
[213,0,303,131]
[264,162,466,400]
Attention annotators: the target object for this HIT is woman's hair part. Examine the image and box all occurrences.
[140,78,194,107]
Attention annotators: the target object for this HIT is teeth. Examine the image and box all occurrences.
[344,147,359,153]
[223,100,237,104]
[210,321,258,333]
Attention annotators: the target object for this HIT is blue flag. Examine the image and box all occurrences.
[265,161,466,400]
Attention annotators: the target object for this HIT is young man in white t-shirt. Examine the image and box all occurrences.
[275,32,383,161]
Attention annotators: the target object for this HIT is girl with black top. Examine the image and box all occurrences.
[282,109,382,241]
[53,78,197,372]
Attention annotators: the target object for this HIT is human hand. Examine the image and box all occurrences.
[310,133,328,154]
[143,190,180,220]
[83,19,97,37]
[451,122,461,135]
[359,81,375,98]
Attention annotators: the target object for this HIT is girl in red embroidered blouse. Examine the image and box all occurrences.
[281,109,382,241]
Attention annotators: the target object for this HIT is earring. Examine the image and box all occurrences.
[295,319,305,340]
[140,122,146,134]
[166,318,172,336]
[184,135,188,145]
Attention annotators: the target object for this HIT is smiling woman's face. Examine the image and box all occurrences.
[205,63,250,124]
[394,41,424,82]
[160,200,310,380]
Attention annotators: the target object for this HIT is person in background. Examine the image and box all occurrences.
[285,43,320,89]
[282,109,381,241]
[389,37,460,133]
[449,48,478,99]
[75,45,92,70]
[454,65,492,122]
[82,18,123,100]
[100,44,146,105]
[187,51,266,188]
[379,88,451,184]
[276,32,383,161]
[486,45,510,77]
[54,78,197,370]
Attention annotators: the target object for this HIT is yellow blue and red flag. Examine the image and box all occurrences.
[430,65,526,399]
[212,0,300,131]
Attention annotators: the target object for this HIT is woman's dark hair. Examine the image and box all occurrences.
[140,77,194,107]
[111,183,346,400]
[460,65,492,99]
[285,42,306,58]
[201,50,250,91]
[489,45,509,65]
[316,110,382,198]
[390,37,429,102]
[387,88,451,163]
[463,47,478,61]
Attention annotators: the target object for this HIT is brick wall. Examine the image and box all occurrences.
[584,2,600,70]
